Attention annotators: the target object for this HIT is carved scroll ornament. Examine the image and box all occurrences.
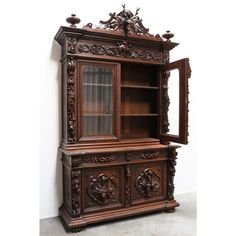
[136,168,161,198]
[88,174,117,205]
[78,42,161,61]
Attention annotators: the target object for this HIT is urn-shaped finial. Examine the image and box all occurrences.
[162,30,174,42]
[66,14,81,28]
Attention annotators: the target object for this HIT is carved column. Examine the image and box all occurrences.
[161,70,170,133]
[161,50,170,134]
[66,56,77,143]
[167,146,178,201]
[71,170,81,217]
[125,165,131,207]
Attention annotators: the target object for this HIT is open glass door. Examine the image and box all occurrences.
[159,58,191,144]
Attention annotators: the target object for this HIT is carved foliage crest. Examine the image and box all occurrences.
[99,5,151,36]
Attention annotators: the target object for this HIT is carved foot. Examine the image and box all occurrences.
[70,227,84,233]
[165,208,175,213]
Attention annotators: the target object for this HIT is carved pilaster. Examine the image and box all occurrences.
[162,70,170,133]
[167,147,178,200]
[71,170,81,217]
[68,36,77,54]
[67,57,77,143]
[125,165,131,207]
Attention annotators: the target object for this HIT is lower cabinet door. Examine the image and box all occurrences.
[82,166,124,214]
[131,162,167,206]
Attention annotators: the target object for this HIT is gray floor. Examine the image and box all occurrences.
[40,192,196,236]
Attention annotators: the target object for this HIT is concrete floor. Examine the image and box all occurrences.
[40,192,196,236]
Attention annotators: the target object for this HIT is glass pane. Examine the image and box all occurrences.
[167,69,179,135]
[82,66,113,136]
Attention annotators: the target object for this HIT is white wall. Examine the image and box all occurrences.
[40,0,236,219]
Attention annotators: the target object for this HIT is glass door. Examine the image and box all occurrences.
[78,61,120,141]
[159,58,191,144]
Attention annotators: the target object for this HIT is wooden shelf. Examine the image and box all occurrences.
[121,85,159,90]
[83,114,112,116]
[83,83,112,87]
[121,114,158,117]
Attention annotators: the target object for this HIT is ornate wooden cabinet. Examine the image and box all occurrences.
[54,6,191,232]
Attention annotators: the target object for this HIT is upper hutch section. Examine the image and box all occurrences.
[54,5,178,64]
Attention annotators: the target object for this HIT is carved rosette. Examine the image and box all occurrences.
[71,170,81,217]
[67,57,77,143]
[68,36,77,54]
[136,168,161,198]
[161,70,170,133]
[167,147,178,200]
[88,174,117,205]
[78,43,161,61]
[125,165,131,207]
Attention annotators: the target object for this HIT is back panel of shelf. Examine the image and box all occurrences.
[121,63,160,139]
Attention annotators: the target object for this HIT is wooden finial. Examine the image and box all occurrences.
[66,14,81,28]
[162,30,174,42]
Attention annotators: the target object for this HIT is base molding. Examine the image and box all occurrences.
[59,200,179,231]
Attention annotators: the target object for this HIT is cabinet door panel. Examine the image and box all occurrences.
[82,166,124,214]
[131,162,167,206]
[78,60,121,141]
[159,58,191,144]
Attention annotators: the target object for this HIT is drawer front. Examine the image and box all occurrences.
[131,162,167,206]
[82,166,124,214]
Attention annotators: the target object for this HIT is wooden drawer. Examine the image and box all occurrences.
[130,162,167,206]
[82,166,124,214]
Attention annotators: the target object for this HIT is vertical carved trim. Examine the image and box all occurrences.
[125,165,131,207]
[167,147,178,200]
[163,50,169,64]
[71,170,81,217]
[68,36,77,54]
[162,70,170,133]
[67,57,77,143]
[186,59,191,139]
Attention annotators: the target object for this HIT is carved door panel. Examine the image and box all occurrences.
[159,58,191,144]
[130,162,167,206]
[82,166,124,214]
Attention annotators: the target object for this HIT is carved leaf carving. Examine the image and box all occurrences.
[87,174,118,205]
[136,168,161,198]
[78,43,161,61]
[71,170,81,216]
